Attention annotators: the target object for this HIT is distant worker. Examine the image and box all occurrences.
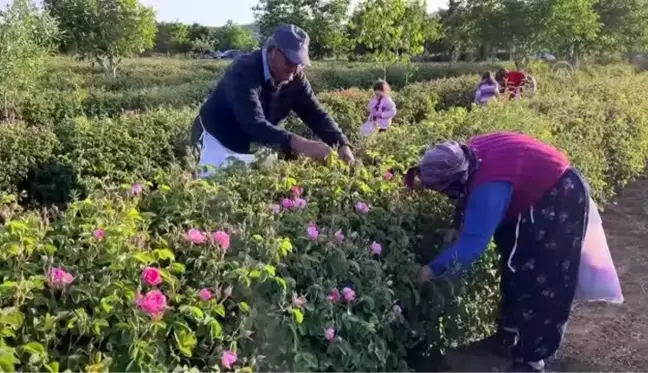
[191,24,354,177]
[474,71,501,105]
[505,68,528,99]
[361,80,397,136]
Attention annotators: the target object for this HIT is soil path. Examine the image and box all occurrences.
[446,175,648,372]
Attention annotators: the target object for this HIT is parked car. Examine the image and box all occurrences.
[216,50,243,60]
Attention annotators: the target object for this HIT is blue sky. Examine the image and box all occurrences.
[1,0,448,27]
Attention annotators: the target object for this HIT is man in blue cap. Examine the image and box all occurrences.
[191,24,355,176]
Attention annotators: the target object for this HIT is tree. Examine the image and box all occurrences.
[350,0,432,76]
[253,0,351,59]
[539,0,601,67]
[154,22,191,55]
[0,0,59,121]
[214,20,258,51]
[594,0,648,57]
[45,0,157,78]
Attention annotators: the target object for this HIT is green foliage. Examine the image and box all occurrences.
[0,0,59,121]
[45,0,157,78]
[214,20,259,52]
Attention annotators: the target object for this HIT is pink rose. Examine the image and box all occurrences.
[355,202,370,215]
[292,293,306,308]
[325,328,336,341]
[392,304,402,315]
[294,197,307,208]
[130,183,143,196]
[334,229,345,242]
[141,267,162,286]
[49,267,74,286]
[281,198,295,209]
[185,228,206,244]
[307,223,319,240]
[370,241,383,256]
[383,171,394,180]
[270,204,281,214]
[221,350,237,370]
[291,186,302,197]
[93,228,105,241]
[341,287,356,302]
[327,288,341,303]
[199,288,213,301]
[212,231,231,251]
[136,289,167,318]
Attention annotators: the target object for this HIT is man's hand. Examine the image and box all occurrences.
[290,135,332,162]
[417,265,434,283]
[443,229,459,246]
[338,145,355,165]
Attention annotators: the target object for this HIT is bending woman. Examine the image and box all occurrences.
[406,131,590,373]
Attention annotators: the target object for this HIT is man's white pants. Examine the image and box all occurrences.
[197,118,276,177]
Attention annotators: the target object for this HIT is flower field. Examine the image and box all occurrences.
[1,58,648,372]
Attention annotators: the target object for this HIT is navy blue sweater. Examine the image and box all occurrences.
[197,50,350,154]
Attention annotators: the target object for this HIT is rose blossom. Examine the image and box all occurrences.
[383,171,394,180]
[136,289,167,318]
[185,228,206,244]
[130,183,143,196]
[212,231,231,251]
[307,223,319,240]
[327,288,341,303]
[291,186,302,197]
[392,304,402,315]
[334,230,345,242]
[355,202,370,215]
[341,287,356,302]
[93,228,105,241]
[294,197,307,208]
[269,204,281,214]
[199,288,213,301]
[325,328,336,341]
[292,293,306,308]
[49,267,74,286]
[281,198,295,209]
[370,241,383,256]
[141,267,162,286]
[221,350,237,369]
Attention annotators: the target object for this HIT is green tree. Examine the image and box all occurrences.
[539,0,601,67]
[594,0,648,57]
[154,22,191,55]
[350,0,432,76]
[214,20,258,51]
[45,0,157,78]
[253,0,351,59]
[0,0,59,120]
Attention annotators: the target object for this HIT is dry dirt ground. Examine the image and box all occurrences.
[446,175,648,372]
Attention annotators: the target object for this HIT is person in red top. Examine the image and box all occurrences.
[504,69,527,99]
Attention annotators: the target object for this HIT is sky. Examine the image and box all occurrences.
[0,0,448,27]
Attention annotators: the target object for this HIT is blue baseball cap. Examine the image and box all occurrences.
[270,24,311,66]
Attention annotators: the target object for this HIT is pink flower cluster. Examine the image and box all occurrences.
[184,228,230,250]
[49,267,74,287]
[130,183,143,197]
[271,186,308,214]
[136,289,167,319]
[327,287,356,303]
[221,350,237,370]
[141,267,162,286]
[355,202,370,215]
[307,222,319,240]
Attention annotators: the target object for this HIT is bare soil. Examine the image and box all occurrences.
[446,176,648,372]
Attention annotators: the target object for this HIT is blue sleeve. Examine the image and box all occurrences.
[429,181,513,275]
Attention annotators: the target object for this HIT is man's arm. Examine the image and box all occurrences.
[223,72,296,153]
[428,182,512,275]
[292,72,350,148]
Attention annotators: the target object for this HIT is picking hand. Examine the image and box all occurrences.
[338,145,355,165]
[291,135,332,162]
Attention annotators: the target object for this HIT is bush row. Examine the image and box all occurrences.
[2,66,648,372]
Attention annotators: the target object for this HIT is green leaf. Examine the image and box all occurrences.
[248,269,261,279]
[91,319,109,336]
[209,320,223,339]
[22,342,46,356]
[132,252,153,265]
[0,348,18,373]
[169,262,186,274]
[153,248,175,262]
[174,328,197,357]
[291,308,304,324]
[279,238,293,255]
[239,302,250,313]
[275,277,287,290]
[264,264,276,276]
[45,361,59,373]
[180,306,204,320]
[214,304,226,318]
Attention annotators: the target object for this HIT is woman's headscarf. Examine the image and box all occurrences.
[405,141,479,195]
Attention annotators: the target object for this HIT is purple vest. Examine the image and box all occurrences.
[468,132,570,217]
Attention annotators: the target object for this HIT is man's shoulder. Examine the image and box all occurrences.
[223,50,264,82]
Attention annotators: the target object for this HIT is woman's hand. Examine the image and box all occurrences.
[443,228,459,245]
